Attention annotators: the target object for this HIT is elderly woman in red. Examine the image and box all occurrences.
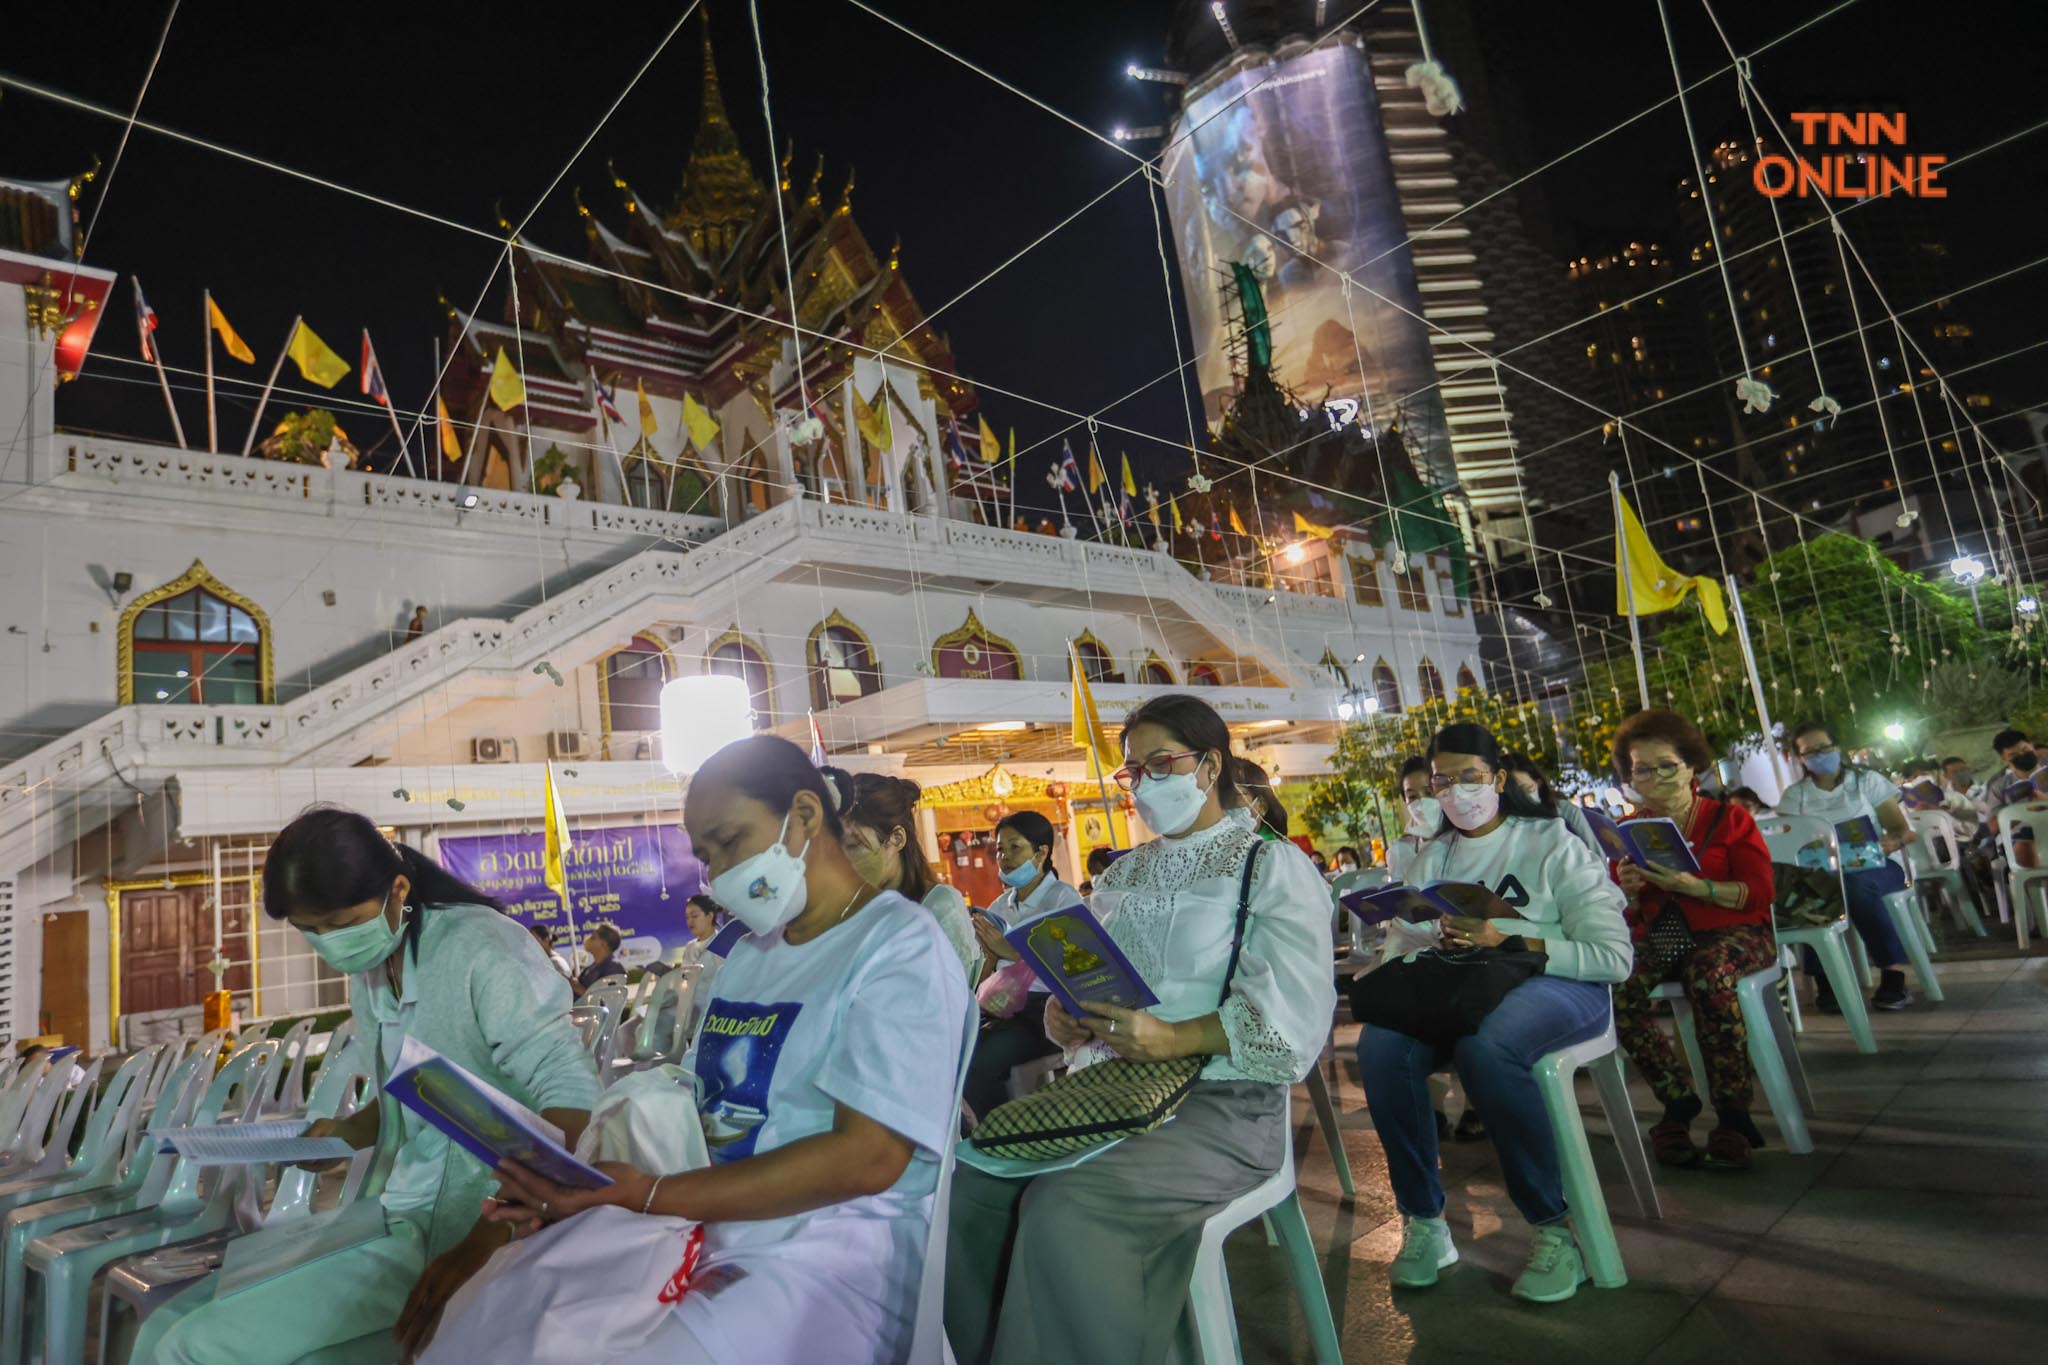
[1608,709,1776,1171]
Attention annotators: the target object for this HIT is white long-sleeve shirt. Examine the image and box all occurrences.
[1088,809,1336,1084]
[1404,814,1634,984]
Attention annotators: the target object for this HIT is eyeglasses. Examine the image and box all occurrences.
[1112,750,1201,791]
[1626,761,1686,782]
[1796,742,1837,758]
[1426,769,1493,794]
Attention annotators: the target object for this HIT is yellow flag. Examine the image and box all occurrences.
[1229,504,1248,536]
[1069,644,1113,782]
[682,392,721,451]
[1121,452,1138,498]
[437,395,462,460]
[486,345,526,412]
[977,415,1000,464]
[853,383,892,448]
[1292,510,1335,540]
[542,761,574,916]
[637,379,659,437]
[1170,495,1184,532]
[286,320,350,388]
[208,297,254,363]
[1615,489,1729,634]
[1086,444,1107,494]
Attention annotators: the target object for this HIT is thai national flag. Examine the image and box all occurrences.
[806,709,826,765]
[131,278,158,363]
[1055,440,1082,493]
[592,368,623,425]
[360,332,391,407]
[945,417,971,469]
[1209,510,1223,541]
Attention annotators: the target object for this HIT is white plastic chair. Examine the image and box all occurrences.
[1530,1012,1661,1291]
[1996,801,2048,949]
[0,1049,163,1223]
[1756,815,1879,1053]
[99,1037,377,1363]
[1906,810,1987,938]
[1650,954,1814,1155]
[1180,1098,1343,1365]
[0,1054,92,1179]
[0,1051,61,1166]
[628,967,700,1068]
[20,1041,279,1365]
[263,1016,322,1116]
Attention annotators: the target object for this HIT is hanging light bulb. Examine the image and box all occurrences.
[660,674,755,775]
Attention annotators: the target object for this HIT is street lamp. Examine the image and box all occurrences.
[1949,554,1987,627]
[1883,722,1906,743]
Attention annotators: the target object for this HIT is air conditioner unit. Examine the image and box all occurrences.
[548,730,592,761]
[471,736,519,764]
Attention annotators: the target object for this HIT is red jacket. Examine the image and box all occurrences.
[1611,796,1774,937]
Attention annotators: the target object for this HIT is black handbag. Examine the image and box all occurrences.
[1347,941,1547,1048]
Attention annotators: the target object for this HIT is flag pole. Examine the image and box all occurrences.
[1726,573,1794,794]
[147,331,187,451]
[1610,470,1652,708]
[369,333,416,479]
[202,289,217,453]
[1072,643,1122,852]
[242,314,300,457]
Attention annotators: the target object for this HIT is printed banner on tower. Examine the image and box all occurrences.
[436,823,704,965]
[1161,35,1456,487]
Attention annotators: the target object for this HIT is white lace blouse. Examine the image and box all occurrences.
[1087,810,1337,1084]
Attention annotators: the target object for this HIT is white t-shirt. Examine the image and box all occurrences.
[690,890,971,1253]
[921,883,980,988]
[1777,767,1897,870]
[1402,815,1633,984]
[984,873,1086,995]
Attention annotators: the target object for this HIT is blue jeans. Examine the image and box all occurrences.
[1802,861,1909,977]
[1356,974,1611,1226]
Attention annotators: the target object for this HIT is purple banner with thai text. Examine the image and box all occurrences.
[436,823,704,966]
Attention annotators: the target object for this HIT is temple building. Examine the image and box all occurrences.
[0,25,1481,1055]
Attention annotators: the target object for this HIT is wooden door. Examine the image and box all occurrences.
[120,884,252,1018]
[38,911,89,1049]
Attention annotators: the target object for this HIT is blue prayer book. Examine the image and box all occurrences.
[1583,808,1701,874]
[1003,906,1157,1019]
[383,1036,611,1189]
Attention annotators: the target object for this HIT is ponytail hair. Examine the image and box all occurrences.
[844,772,940,902]
[262,805,504,958]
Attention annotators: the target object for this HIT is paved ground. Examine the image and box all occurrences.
[1226,939,2048,1364]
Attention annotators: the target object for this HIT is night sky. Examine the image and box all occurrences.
[7,0,2044,525]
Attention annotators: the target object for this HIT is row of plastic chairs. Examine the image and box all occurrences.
[570,964,705,1085]
[0,1023,374,1365]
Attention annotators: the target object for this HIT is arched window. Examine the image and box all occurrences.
[1417,658,1445,702]
[931,609,1022,681]
[707,629,775,724]
[1140,653,1175,686]
[1072,631,1120,684]
[600,633,671,742]
[1456,663,1480,693]
[807,610,882,710]
[1188,662,1222,687]
[1372,660,1401,713]
[120,561,270,704]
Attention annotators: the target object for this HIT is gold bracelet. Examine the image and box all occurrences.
[642,1174,665,1215]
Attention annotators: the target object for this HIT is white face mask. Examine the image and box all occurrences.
[710,810,812,936]
[1439,782,1501,832]
[1402,795,1442,837]
[1133,757,1213,837]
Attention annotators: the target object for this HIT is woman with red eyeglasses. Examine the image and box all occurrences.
[945,694,1334,1365]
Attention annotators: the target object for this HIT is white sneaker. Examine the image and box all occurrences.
[1512,1224,1587,1303]
[1389,1215,1458,1288]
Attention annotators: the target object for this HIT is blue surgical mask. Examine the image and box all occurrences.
[304,891,405,974]
[999,858,1041,889]
[1803,751,1843,778]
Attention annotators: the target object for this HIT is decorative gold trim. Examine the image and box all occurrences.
[1372,657,1401,709]
[922,765,1059,809]
[1456,663,1481,693]
[104,869,263,1046]
[930,608,1021,678]
[706,625,776,725]
[1139,650,1176,685]
[1416,657,1445,700]
[1437,570,1465,617]
[1316,648,1352,689]
[118,560,274,705]
[597,631,677,759]
[806,609,880,710]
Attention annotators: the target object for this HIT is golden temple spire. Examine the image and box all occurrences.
[670,5,766,246]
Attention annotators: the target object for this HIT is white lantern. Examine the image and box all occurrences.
[660,674,754,775]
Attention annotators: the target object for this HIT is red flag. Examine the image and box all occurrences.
[131,278,159,363]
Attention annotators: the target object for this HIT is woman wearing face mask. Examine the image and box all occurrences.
[453,737,973,1365]
[1779,719,1919,1011]
[1230,755,1289,841]
[961,811,1084,1122]
[946,694,1335,1365]
[1387,755,1440,882]
[1605,710,1776,1170]
[1505,752,1599,854]
[153,806,599,1365]
[844,773,979,987]
[1355,723,1632,1305]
